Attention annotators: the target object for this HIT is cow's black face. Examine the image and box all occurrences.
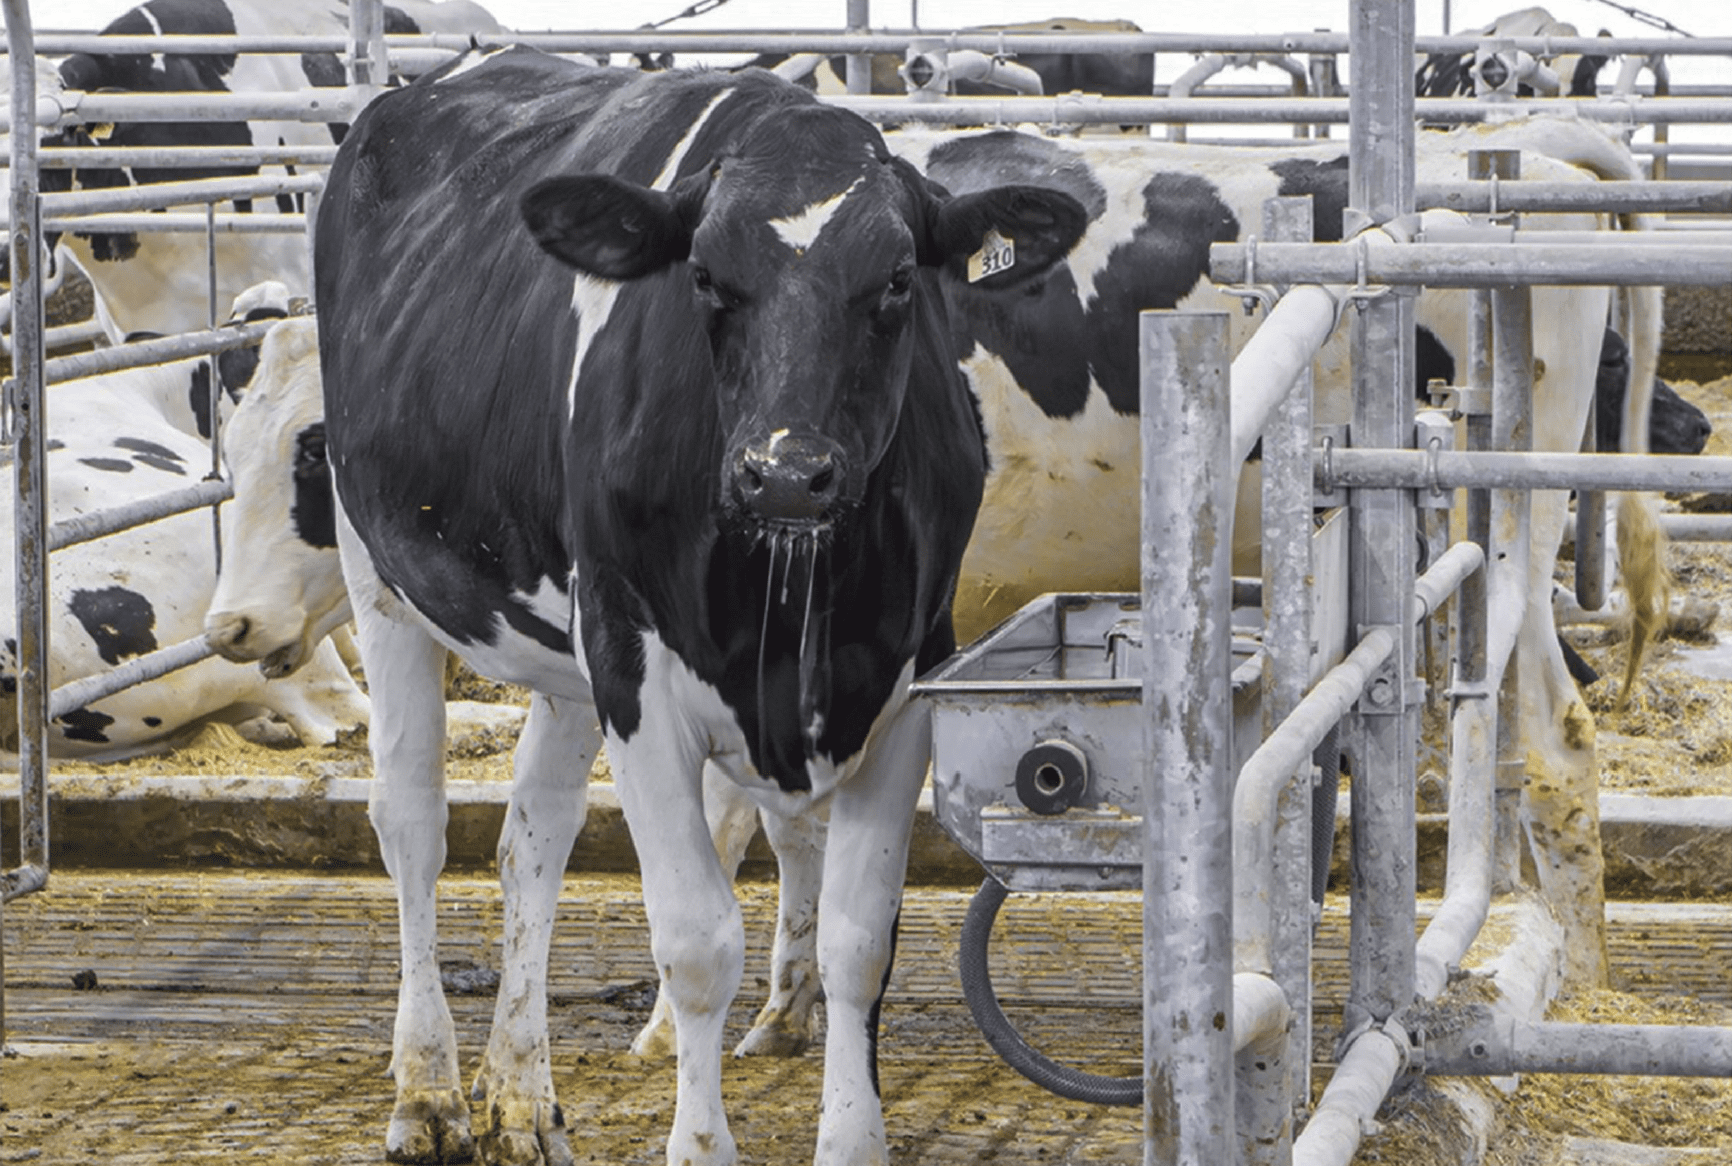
[521,101,1086,539]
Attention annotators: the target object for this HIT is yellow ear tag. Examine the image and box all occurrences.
[967,229,1016,283]
[88,122,116,141]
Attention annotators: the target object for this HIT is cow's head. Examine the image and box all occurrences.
[204,316,349,677]
[520,97,1084,538]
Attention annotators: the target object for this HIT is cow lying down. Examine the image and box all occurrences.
[0,284,370,761]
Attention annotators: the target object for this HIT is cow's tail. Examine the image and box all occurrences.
[1613,280,1669,709]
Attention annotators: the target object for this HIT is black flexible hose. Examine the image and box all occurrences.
[958,876,1141,1106]
[959,734,1342,1106]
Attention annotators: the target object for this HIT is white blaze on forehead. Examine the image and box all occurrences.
[567,88,736,419]
[769,177,863,253]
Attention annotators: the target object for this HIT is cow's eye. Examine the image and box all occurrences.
[692,264,743,310]
[886,266,914,298]
[293,425,327,479]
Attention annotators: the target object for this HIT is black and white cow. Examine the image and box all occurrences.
[25,0,500,338]
[310,46,1082,1166]
[0,286,368,759]
[1594,327,1710,456]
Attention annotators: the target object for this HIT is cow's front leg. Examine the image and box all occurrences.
[813,700,929,1166]
[735,803,827,1057]
[609,716,743,1166]
[630,763,761,1060]
[357,614,471,1164]
[472,693,599,1166]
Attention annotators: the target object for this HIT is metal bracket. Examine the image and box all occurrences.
[1313,423,1349,505]
[1429,382,1491,419]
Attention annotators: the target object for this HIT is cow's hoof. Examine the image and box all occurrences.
[628,1017,676,1059]
[478,1117,573,1166]
[385,1088,476,1163]
[733,1016,812,1058]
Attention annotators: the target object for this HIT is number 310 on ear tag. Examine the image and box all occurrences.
[967,229,1016,283]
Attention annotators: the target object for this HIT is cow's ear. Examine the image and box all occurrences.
[928,186,1086,289]
[521,171,708,279]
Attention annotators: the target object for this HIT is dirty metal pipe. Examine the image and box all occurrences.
[1430,1019,1732,1078]
[1316,449,1732,494]
[1209,238,1731,288]
[25,145,339,170]
[47,479,233,553]
[1254,194,1315,1165]
[1140,310,1236,1163]
[1344,0,1418,1041]
[1228,283,1344,467]
[42,319,278,386]
[845,0,871,95]
[7,0,51,904]
[943,51,1043,95]
[1414,522,1527,1000]
[1291,1020,1410,1166]
[1234,544,1482,978]
[1415,180,1732,215]
[1489,286,1535,899]
[44,212,307,235]
[47,635,219,723]
[1166,54,1226,141]
[18,174,323,220]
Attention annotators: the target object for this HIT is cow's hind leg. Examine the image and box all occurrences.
[355,610,471,1164]
[472,692,599,1166]
[813,699,929,1166]
[734,803,826,1058]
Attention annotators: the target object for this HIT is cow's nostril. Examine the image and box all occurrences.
[809,467,834,498]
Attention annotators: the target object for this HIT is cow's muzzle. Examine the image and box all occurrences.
[732,432,845,527]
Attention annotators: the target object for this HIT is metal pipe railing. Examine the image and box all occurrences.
[17,174,323,220]
[1211,238,1732,287]
[46,635,219,722]
[1319,448,1732,493]
[27,30,1732,57]
[1141,310,1237,1163]
[47,479,233,552]
[43,212,307,235]
[43,319,279,385]
[1234,542,1484,977]
[4,0,50,915]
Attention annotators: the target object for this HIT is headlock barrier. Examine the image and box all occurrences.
[3,1,1732,1162]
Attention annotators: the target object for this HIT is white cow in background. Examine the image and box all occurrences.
[0,286,369,761]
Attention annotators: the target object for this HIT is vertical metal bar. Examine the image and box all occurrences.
[846,0,872,95]
[6,0,51,907]
[1345,0,1418,1034]
[1468,149,1529,895]
[205,201,224,574]
[1141,311,1235,1166]
[1250,194,1315,1166]
[348,0,388,92]
[1491,285,1535,895]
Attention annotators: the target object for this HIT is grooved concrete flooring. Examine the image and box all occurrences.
[4,871,1731,1164]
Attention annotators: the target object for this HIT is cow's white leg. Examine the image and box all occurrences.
[609,726,742,1166]
[630,763,758,1059]
[734,802,826,1057]
[473,692,598,1166]
[356,611,469,1164]
[812,700,929,1166]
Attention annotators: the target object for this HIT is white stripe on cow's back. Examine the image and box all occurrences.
[650,88,735,192]
[565,87,736,419]
[769,177,863,254]
[137,2,167,79]
[433,44,515,85]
